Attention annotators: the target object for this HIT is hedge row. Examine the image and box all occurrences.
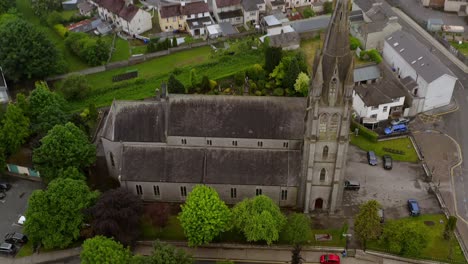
[350,119,379,142]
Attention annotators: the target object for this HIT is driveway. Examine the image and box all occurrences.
[343,145,441,220]
[0,174,43,239]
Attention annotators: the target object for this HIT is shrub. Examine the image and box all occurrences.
[60,74,91,100]
[47,11,63,26]
[273,88,284,96]
[302,7,315,18]
[53,24,68,38]
[350,36,362,50]
[367,49,382,63]
[65,32,110,66]
[350,119,378,142]
[234,71,245,86]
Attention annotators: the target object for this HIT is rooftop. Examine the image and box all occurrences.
[218,9,243,19]
[290,15,330,33]
[94,0,140,21]
[241,0,264,11]
[186,16,213,29]
[215,0,241,8]
[160,1,210,18]
[354,64,381,82]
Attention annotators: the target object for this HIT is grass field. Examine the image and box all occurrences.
[367,214,467,263]
[15,0,88,72]
[350,134,419,163]
[110,37,130,62]
[66,46,262,111]
[16,241,33,257]
[450,41,468,56]
[300,37,321,73]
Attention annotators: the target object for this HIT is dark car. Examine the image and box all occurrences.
[344,180,360,191]
[383,155,392,170]
[0,242,17,256]
[0,182,11,191]
[407,199,420,216]
[5,232,28,244]
[367,151,377,166]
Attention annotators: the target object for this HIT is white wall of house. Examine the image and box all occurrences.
[97,6,152,34]
[444,0,468,12]
[243,9,259,24]
[352,91,405,121]
[423,74,457,111]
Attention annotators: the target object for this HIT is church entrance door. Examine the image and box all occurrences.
[315,198,323,209]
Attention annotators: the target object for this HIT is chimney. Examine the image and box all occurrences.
[124,0,133,7]
[155,88,161,101]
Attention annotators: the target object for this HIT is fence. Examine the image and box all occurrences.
[433,34,468,66]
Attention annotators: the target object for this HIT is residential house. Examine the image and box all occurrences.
[351,2,402,50]
[352,64,407,122]
[62,0,79,10]
[0,67,9,105]
[99,0,355,213]
[241,0,266,25]
[268,30,300,50]
[93,0,152,35]
[78,1,96,16]
[383,30,458,114]
[266,0,286,13]
[158,1,211,34]
[213,0,244,25]
[444,0,467,15]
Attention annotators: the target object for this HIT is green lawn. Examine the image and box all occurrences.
[60,10,77,20]
[16,241,34,257]
[367,214,467,263]
[66,46,262,111]
[450,41,468,56]
[350,134,419,163]
[110,37,130,62]
[300,37,321,73]
[15,0,88,72]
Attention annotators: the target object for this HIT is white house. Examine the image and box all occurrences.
[213,0,244,25]
[93,0,152,35]
[352,64,407,122]
[241,0,266,25]
[158,1,212,36]
[383,31,458,114]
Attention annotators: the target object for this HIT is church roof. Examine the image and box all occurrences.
[121,145,302,186]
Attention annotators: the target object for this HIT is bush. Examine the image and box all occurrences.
[53,24,68,38]
[47,11,63,26]
[234,71,245,86]
[367,49,382,63]
[350,119,378,142]
[302,7,315,18]
[273,88,284,96]
[350,36,362,50]
[65,32,110,66]
[60,74,91,100]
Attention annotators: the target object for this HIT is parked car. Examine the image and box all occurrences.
[320,254,340,264]
[391,117,410,126]
[344,180,360,191]
[378,208,385,223]
[367,151,378,166]
[407,199,421,216]
[0,242,17,256]
[0,182,11,191]
[383,155,392,170]
[5,233,28,244]
[384,124,408,135]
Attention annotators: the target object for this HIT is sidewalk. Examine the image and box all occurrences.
[0,247,81,264]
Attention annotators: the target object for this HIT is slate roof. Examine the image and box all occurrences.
[354,65,381,82]
[218,22,237,35]
[241,0,264,11]
[160,1,209,18]
[121,145,301,186]
[269,31,300,48]
[186,16,213,29]
[95,0,140,21]
[290,15,330,33]
[167,95,306,140]
[385,31,454,83]
[218,9,243,19]
[216,0,241,8]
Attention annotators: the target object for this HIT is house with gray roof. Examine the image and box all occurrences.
[213,0,244,25]
[351,2,401,50]
[0,67,9,105]
[93,0,152,34]
[241,0,265,25]
[383,30,458,114]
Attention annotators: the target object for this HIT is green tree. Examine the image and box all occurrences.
[232,195,286,245]
[302,7,315,18]
[282,213,311,246]
[29,82,67,134]
[172,36,178,47]
[167,74,185,94]
[0,0,15,14]
[81,236,131,264]
[1,103,30,155]
[350,36,362,50]
[33,122,96,183]
[284,57,301,90]
[24,178,99,249]
[379,220,428,256]
[0,19,62,81]
[57,166,86,181]
[264,46,282,74]
[0,146,6,173]
[294,72,310,96]
[444,216,457,240]
[188,68,199,92]
[31,0,62,17]
[131,240,193,264]
[270,62,286,87]
[59,74,91,100]
[354,200,382,249]
[15,93,29,114]
[324,1,333,13]
[179,185,232,246]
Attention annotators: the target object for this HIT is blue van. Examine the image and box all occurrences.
[384,124,408,135]
[407,199,420,216]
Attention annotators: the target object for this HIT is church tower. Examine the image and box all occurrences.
[300,0,354,213]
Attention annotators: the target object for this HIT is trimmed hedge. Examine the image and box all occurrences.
[350,119,378,142]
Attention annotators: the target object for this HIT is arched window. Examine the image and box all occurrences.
[320,168,326,182]
[319,114,328,139]
[322,146,329,159]
[329,113,340,139]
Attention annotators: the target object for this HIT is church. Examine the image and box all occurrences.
[100,0,354,213]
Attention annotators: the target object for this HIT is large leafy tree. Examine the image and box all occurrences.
[0,0,15,14]
[379,220,429,256]
[59,74,91,100]
[354,200,382,249]
[1,103,30,155]
[131,240,193,264]
[87,188,143,246]
[294,72,310,97]
[31,0,62,17]
[283,57,301,90]
[0,19,62,81]
[33,122,96,183]
[179,185,232,246]
[24,178,99,249]
[232,195,286,245]
[29,82,68,135]
[264,45,282,74]
[282,213,311,264]
[81,236,131,264]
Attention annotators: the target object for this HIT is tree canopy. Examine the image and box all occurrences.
[179,185,232,246]
[0,19,62,81]
[379,220,429,256]
[232,195,286,245]
[0,0,15,14]
[31,0,62,17]
[294,72,310,97]
[24,178,99,249]
[282,213,311,246]
[81,236,131,264]
[354,200,382,249]
[168,74,185,94]
[1,103,30,155]
[264,45,282,74]
[33,122,96,183]
[131,240,193,264]
[60,74,91,100]
[87,188,143,246]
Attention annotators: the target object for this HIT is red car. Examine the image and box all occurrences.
[320,254,340,264]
